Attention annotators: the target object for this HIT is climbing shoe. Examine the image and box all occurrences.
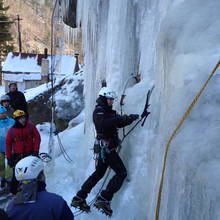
[94,196,113,217]
[71,196,90,212]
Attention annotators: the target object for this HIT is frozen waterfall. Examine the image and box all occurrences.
[46,0,220,219]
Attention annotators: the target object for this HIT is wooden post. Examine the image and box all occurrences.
[74,50,80,73]
[16,15,22,53]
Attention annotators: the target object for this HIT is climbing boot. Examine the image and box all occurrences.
[94,196,113,217]
[71,196,90,212]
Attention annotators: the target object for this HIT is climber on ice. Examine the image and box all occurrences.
[71,87,139,216]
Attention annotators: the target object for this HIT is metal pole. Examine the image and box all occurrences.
[0,59,2,85]
[48,0,59,158]
[17,15,22,53]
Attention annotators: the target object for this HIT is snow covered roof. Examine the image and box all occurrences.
[2,52,76,76]
[3,52,43,73]
[4,73,42,82]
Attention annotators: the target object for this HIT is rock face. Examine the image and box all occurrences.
[5,0,76,55]
[28,73,84,132]
[5,0,52,53]
[62,0,77,28]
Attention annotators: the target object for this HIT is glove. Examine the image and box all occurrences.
[129,114,139,121]
[7,158,14,168]
[32,151,39,157]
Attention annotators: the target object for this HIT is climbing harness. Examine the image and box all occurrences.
[93,138,111,165]
[155,60,220,220]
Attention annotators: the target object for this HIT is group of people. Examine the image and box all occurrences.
[0,82,74,220]
[0,84,139,219]
[0,82,30,193]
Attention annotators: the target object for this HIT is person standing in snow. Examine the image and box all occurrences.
[6,156,74,220]
[71,87,139,216]
[0,95,14,118]
[6,110,41,194]
[0,104,14,191]
[7,82,28,118]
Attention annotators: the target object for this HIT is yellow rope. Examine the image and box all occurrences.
[155,60,220,220]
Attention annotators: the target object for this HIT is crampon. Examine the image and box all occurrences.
[94,196,113,217]
[71,196,91,213]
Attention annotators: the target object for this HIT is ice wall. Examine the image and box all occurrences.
[156,1,220,219]
[72,0,220,219]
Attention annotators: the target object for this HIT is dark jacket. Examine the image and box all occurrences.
[7,90,27,113]
[93,96,134,148]
[7,182,74,220]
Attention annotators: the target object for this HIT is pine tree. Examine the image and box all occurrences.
[0,0,14,58]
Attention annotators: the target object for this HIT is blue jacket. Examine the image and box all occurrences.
[7,182,74,220]
[0,105,15,152]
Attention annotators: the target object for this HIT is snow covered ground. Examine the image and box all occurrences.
[0,85,4,96]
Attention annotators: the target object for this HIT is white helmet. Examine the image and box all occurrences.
[98,87,117,99]
[0,95,10,102]
[15,156,44,181]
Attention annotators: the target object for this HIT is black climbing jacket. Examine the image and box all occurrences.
[93,96,134,149]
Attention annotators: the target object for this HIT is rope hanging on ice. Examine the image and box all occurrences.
[155,60,220,220]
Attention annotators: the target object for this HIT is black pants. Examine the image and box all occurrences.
[10,168,19,195]
[77,150,127,201]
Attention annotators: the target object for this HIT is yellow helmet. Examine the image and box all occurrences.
[13,110,26,119]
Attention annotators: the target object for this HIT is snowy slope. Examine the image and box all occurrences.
[38,1,220,220]
[0,86,4,96]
